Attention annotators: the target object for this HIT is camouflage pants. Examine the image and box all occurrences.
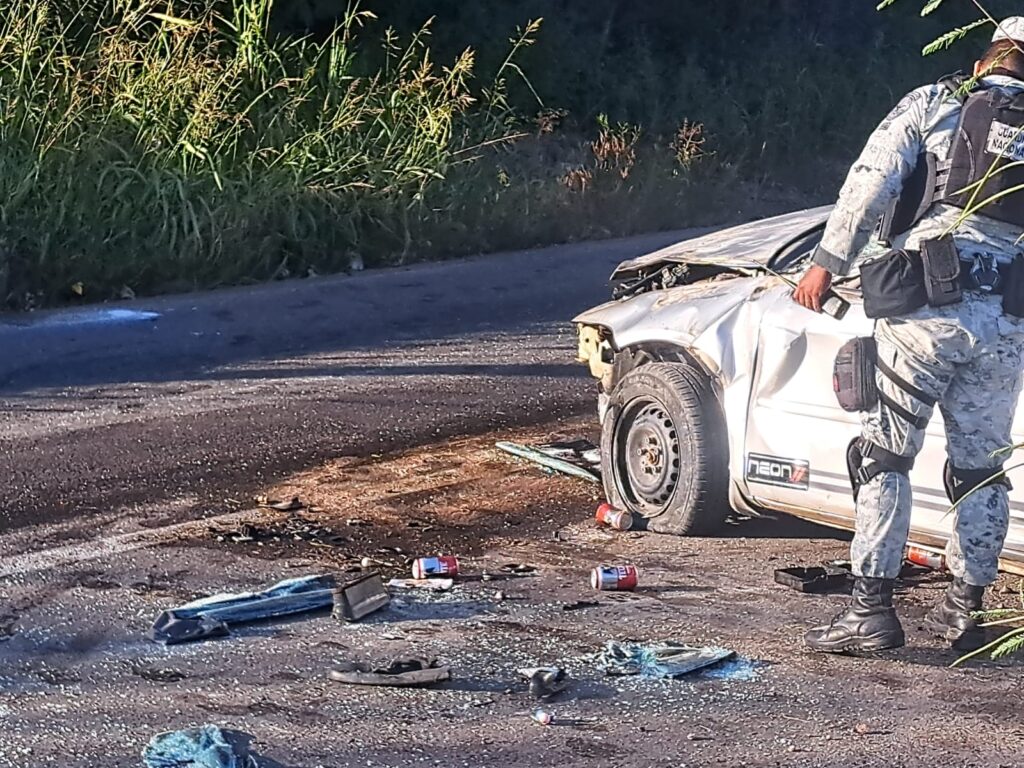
[853,293,1024,585]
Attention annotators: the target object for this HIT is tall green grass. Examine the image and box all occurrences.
[0,0,534,304]
[5,0,941,307]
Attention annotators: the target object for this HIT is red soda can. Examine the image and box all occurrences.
[595,502,633,531]
[906,546,946,571]
[412,555,460,580]
[590,564,639,591]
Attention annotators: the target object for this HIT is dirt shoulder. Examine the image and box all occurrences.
[1,418,1023,767]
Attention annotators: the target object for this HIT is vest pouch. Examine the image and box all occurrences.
[833,337,878,412]
[920,237,962,307]
[1003,253,1024,317]
[859,249,928,319]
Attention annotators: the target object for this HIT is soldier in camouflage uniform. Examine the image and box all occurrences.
[794,19,1024,653]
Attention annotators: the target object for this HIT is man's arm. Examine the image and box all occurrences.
[794,85,935,311]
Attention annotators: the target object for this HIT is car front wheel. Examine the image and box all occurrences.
[600,361,729,535]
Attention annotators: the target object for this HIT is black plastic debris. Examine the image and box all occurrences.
[150,612,230,646]
[501,563,537,575]
[562,600,600,612]
[329,655,451,687]
[519,666,568,699]
[332,572,390,622]
[774,566,853,594]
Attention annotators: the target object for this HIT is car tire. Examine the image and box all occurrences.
[601,361,729,535]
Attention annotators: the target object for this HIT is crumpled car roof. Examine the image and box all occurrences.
[612,204,833,279]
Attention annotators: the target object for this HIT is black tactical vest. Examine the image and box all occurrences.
[882,75,1024,239]
[941,83,1024,226]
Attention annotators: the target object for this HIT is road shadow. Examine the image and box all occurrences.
[0,228,691,395]
[720,511,852,541]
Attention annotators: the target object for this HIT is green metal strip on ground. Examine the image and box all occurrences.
[495,442,601,484]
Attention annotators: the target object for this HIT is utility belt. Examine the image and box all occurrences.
[859,238,1024,319]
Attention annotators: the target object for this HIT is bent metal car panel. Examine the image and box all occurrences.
[574,206,1024,573]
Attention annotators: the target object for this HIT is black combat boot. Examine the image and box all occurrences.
[804,577,905,653]
[925,578,987,651]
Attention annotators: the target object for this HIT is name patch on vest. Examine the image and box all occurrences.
[985,120,1024,162]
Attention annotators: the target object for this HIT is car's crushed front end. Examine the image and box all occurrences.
[574,206,833,421]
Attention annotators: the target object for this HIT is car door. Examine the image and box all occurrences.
[743,273,1024,561]
[742,283,874,527]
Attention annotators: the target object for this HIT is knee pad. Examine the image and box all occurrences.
[943,461,1012,504]
[847,438,915,500]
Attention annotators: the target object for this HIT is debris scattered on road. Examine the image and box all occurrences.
[329,655,451,687]
[130,664,188,683]
[150,612,230,646]
[700,656,764,682]
[774,565,852,594]
[412,555,460,579]
[388,578,454,592]
[209,515,344,548]
[598,641,736,679]
[595,502,633,531]
[332,572,390,622]
[347,518,372,527]
[536,439,601,469]
[591,564,639,591]
[258,495,306,512]
[501,563,537,575]
[531,708,554,726]
[142,725,258,768]
[151,574,336,644]
[519,666,568,699]
[495,441,601,484]
[853,722,890,736]
[562,600,600,612]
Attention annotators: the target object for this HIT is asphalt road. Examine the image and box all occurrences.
[0,230,691,544]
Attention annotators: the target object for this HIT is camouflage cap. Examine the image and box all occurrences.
[992,17,1024,44]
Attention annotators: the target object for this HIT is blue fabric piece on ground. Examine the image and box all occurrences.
[151,574,336,644]
[142,725,256,768]
[599,641,754,679]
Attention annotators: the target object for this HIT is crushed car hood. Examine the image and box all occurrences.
[611,205,833,279]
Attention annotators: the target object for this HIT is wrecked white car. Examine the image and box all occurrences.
[575,206,1024,573]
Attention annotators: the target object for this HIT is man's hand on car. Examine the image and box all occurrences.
[793,265,833,313]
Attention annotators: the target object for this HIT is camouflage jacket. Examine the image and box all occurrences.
[813,74,1024,277]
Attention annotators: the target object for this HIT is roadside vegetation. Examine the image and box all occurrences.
[0,0,1010,308]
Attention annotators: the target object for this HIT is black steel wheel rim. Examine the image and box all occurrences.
[614,396,681,513]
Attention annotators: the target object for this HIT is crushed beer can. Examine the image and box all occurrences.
[590,564,639,591]
[411,555,460,580]
[594,502,633,531]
